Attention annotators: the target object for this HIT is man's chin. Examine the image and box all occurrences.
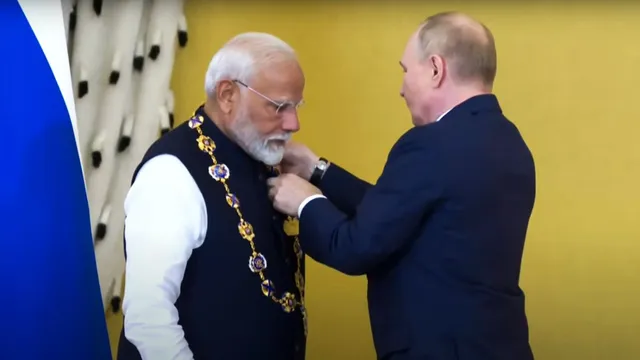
[262,157,283,167]
[267,141,286,155]
[258,149,285,166]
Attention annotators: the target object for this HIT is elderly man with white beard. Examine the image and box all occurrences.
[117,32,307,360]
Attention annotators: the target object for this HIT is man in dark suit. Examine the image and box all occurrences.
[267,11,536,360]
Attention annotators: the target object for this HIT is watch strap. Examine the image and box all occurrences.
[310,157,329,186]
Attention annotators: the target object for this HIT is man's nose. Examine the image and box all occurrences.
[281,111,300,132]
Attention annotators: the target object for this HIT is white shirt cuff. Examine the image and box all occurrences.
[297,194,326,218]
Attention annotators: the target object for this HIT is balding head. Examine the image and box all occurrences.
[417,12,496,86]
[399,12,496,126]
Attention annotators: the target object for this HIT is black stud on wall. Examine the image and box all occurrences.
[133,56,144,72]
[149,45,160,60]
[133,40,144,72]
[178,31,188,48]
[95,202,111,238]
[166,90,175,129]
[118,115,133,152]
[91,133,104,168]
[109,71,120,85]
[78,80,88,98]
[159,107,171,135]
[77,66,88,98]
[149,31,161,60]
[178,15,188,48]
[93,0,103,16]
[69,4,77,32]
[110,296,122,313]
[91,151,102,168]
[117,136,130,152]
[109,52,121,85]
[95,222,107,240]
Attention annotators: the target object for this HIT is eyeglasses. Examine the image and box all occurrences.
[233,80,304,115]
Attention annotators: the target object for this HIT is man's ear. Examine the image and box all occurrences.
[216,80,237,114]
[429,54,445,88]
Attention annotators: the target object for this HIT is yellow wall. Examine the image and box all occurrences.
[107,2,640,359]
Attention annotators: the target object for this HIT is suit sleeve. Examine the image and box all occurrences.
[317,163,373,216]
[298,132,442,275]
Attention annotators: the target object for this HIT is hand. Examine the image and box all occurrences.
[267,174,322,217]
[280,141,319,180]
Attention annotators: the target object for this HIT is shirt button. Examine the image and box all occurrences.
[295,344,300,352]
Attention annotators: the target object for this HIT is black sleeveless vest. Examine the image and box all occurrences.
[117,106,306,360]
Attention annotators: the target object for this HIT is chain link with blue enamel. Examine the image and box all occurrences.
[188,114,307,336]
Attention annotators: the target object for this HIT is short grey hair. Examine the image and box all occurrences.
[418,12,497,86]
[204,32,296,97]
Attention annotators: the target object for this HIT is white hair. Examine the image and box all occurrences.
[204,32,296,97]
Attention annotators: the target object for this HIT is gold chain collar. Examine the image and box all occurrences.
[188,114,308,337]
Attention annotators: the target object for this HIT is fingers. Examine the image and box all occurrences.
[267,174,295,186]
[266,176,278,187]
[268,186,276,201]
[267,176,279,201]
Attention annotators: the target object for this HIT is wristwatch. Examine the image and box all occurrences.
[310,157,329,186]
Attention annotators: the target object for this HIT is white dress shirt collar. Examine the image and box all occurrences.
[435,108,452,122]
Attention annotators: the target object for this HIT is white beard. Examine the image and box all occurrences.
[229,106,291,166]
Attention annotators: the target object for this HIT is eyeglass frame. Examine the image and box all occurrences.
[233,79,304,115]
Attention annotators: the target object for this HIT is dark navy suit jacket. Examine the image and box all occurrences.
[299,95,536,360]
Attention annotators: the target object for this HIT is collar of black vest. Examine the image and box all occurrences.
[194,104,277,176]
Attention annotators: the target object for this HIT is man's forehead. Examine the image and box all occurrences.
[247,77,303,104]
[254,61,301,81]
[402,32,420,59]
